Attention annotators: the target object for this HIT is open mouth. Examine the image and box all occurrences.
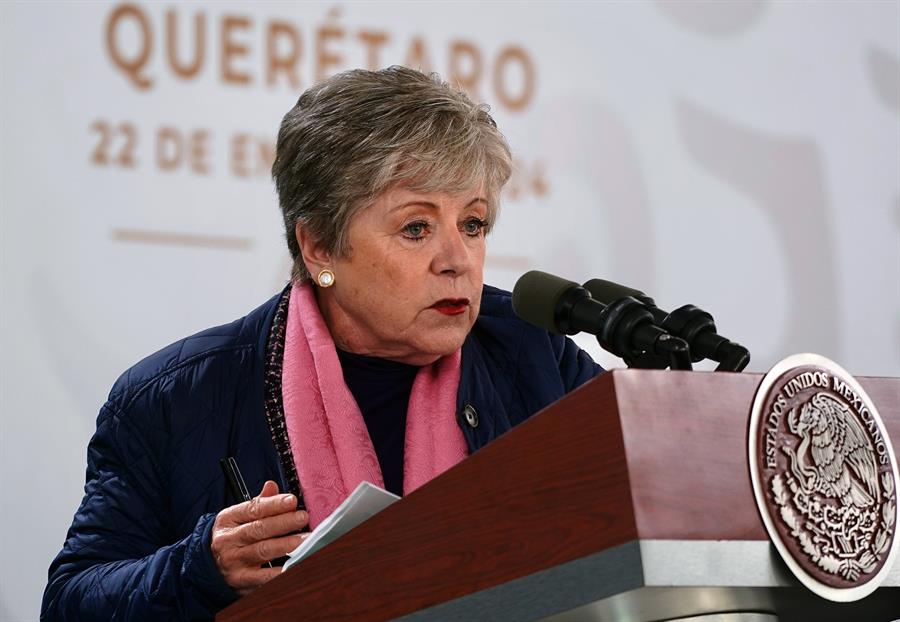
[431,298,470,316]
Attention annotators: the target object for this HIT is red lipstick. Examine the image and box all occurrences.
[431,298,469,316]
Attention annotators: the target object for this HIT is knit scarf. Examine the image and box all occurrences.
[282,282,468,528]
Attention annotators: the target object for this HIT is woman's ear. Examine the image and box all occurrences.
[295,223,332,276]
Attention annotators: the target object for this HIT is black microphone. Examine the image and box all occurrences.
[512,270,693,370]
[583,278,750,372]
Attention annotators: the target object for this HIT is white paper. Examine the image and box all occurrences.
[282,481,399,572]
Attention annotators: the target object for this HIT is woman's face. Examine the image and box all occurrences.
[306,184,489,366]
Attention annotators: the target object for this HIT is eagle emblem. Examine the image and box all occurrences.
[749,355,898,602]
[785,393,879,510]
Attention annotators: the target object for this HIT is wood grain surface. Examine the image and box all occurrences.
[614,371,898,541]
[218,370,900,622]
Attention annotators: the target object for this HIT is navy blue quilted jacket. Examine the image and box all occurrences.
[42,285,601,621]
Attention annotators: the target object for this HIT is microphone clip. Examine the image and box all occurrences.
[594,296,693,371]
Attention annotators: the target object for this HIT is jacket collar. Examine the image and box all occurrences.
[456,285,526,453]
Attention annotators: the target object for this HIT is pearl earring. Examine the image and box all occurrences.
[316,269,335,288]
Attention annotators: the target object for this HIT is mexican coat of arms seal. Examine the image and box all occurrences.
[748,353,899,601]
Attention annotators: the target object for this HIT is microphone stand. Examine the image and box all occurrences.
[593,297,694,371]
[658,305,749,372]
[511,270,696,372]
[581,279,751,372]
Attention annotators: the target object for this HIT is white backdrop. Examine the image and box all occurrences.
[2,1,898,619]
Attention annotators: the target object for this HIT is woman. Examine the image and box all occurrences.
[41,67,601,621]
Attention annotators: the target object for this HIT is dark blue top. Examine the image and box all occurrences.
[41,284,602,621]
[335,349,418,497]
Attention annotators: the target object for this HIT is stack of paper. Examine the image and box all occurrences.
[282,481,399,572]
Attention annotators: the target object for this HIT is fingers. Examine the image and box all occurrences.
[228,566,285,596]
[230,509,309,546]
[219,490,297,527]
[212,480,311,595]
[234,532,305,565]
[258,480,279,498]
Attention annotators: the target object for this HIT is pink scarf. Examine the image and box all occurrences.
[281,283,468,528]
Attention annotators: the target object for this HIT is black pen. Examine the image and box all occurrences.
[219,456,273,568]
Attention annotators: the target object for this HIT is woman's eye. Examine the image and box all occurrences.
[463,218,487,236]
[403,222,428,239]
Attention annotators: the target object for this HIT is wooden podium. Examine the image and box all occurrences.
[218,370,899,622]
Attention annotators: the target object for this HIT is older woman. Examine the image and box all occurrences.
[42,67,601,621]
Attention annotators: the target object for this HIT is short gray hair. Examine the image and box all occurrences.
[272,66,513,282]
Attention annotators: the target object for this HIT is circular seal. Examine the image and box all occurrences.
[748,353,898,602]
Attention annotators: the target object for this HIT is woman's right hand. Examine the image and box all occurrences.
[210,480,309,596]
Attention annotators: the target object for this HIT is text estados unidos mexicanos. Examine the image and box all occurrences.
[762,371,889,470]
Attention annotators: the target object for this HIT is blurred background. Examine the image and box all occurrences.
[1,1,898,619]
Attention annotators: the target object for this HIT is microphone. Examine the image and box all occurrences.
[583,278,750,372]
[512,271,693,370]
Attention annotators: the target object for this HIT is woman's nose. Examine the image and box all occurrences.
[432,228,473,276]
